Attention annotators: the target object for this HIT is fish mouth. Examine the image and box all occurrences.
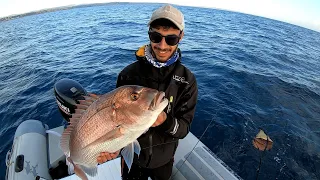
[149,92,165,110]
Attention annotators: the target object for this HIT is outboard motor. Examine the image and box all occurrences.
[54,78,88,122]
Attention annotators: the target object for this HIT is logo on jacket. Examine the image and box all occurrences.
[172,75,189,84]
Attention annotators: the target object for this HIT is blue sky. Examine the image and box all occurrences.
[0,0,319,32]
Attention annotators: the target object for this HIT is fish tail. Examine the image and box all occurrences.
[67,157,89,180]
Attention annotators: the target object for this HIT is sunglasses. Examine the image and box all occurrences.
[148,30,181,46]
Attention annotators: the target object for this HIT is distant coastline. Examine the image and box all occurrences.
[0,6,73,21]
[0,2,129,22]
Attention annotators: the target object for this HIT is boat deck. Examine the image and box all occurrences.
[61,158,122,180]
[60,133,241,180]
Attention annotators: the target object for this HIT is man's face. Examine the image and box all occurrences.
[149,26,184,62]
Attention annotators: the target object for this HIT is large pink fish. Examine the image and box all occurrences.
[60,85,168,180]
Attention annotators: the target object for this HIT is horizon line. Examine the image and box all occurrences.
[0,2,319,33]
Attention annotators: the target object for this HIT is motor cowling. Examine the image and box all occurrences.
[54,78,87,122]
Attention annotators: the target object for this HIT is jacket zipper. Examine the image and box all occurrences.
[146,134,153,167]
[167,96,173,114]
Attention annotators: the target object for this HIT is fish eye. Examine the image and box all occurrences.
[130,93,140,101]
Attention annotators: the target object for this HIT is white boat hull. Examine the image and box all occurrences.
[6,120,241,180]
[6,120,51,180]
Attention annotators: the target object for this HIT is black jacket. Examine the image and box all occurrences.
[116,45,198,168]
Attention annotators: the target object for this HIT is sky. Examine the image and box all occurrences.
[0,0,319,32]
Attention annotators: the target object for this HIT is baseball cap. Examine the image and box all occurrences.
[148,4,185,31]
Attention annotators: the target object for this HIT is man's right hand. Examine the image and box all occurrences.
[97,150,120,164]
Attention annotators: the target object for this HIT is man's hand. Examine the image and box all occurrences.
[97,150,120,164]
[152,111,167,127]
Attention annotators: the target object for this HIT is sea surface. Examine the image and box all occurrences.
[0,3,320,180]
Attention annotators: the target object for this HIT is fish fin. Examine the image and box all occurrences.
[59,125,74,155]
[71,113,82,123]
[75,109,86,114]
[88,93,100,99]
[78,100,92,106]
[133,140,141,156]
[121,142,137,172]
[84,126,123,148]
[72,113,82,118]
[66,157,74,175]
[72,95,99,121]
[69,117,80,124]
[76,104,90,110]
[70,98,95,125]
[67,157,89,180]
[84,95,99,102]
[69,116,81,127]
[79,165,98,177]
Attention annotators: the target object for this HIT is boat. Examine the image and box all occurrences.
[5,79,241,180]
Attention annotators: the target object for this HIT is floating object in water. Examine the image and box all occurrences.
[253,129,273,151]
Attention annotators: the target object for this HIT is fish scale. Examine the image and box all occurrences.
[77,113,155,165]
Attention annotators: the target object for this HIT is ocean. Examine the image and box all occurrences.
[0,3,319,180]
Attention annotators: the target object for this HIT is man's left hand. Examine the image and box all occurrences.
[97,151,120,164]
[152,111,167,127]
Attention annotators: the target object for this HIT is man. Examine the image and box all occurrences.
[97,4,198,180]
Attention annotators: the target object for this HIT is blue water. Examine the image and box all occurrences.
[0,3,320,180]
